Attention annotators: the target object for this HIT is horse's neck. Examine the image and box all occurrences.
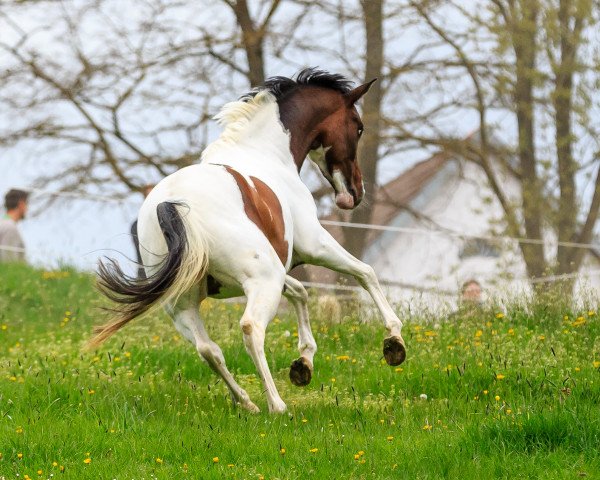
[203,101,296,169]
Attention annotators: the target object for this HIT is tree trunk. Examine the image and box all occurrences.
[512,0,546,279]
[229,0,266,86]
[346,0,384,259]
[555,0,584,276]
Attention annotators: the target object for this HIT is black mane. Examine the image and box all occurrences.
[242,68,354,102]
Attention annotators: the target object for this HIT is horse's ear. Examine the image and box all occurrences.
[344,78,377,106]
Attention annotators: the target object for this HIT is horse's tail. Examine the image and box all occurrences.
[88,201,209,348]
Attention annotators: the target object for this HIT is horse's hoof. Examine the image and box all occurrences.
[289,357,312,387]
[268,399,288,414]
[240,400,260,414]
[383,336,406,366]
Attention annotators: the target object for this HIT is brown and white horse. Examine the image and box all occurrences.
[91,69,406,413]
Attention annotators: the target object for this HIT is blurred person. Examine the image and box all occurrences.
[461,278,483,305]
[448,278,484,321]
[0,188,29,263]
[131,184,154,277]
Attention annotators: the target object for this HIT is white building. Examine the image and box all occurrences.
[301,151,600,307]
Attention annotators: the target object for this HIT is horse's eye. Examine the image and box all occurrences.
[358,127,364,137]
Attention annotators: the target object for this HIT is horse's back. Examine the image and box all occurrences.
[137,163,291,286]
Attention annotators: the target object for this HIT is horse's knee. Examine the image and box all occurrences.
[240,318,254,335]
[357,263,377,287]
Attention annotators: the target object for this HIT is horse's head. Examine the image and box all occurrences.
[307,80,376,210]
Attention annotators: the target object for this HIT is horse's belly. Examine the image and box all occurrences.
[206,274,244,299]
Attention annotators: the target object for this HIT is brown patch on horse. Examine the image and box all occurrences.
[224,166,288,265]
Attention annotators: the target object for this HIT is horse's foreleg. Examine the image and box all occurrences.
[302,230,406,366]
[283,275,316,387]
[168,288,260,413]
[240,276,287,413]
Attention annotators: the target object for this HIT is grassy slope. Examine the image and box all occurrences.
[0,263,599,479]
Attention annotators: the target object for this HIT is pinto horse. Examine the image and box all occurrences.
[91,69,406,413]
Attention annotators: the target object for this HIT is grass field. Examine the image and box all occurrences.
[1,263,599,479]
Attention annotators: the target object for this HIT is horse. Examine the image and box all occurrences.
[90,68,406,413]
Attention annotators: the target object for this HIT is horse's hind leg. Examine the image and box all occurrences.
[168,287,260,413]
[283,276,316,387]
[240,275,287,413]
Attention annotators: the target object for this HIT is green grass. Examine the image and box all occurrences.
[1,263,599,479]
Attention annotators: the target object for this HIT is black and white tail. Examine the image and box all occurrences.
[88,201,208,348]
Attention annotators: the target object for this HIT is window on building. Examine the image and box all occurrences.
[459,238,500,259]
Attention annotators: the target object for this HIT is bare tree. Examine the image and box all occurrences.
[0,0,308,197]
[387,0,600,285]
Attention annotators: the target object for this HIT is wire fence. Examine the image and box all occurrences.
[2,187,600,299]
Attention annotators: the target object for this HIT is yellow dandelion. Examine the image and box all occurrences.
[260,432,266,436]
[280,447,286,454]
[213,456,219,463]
[572,316,586,327]
[386,436,394,441]
[52,461,58,467]
[575,367,580,372]
[331,378,336,382]
[358,451,365,456]
[496,374,505,380]
[354,454,360,460]
[588,310,596,317]
[336,355,350,361]
[1,324,7,330]
[424,330,436,337]
[84,457,91,464]
[495,395,500,401]
[538,335,545,341]
[495,312,504,319]
[506,409,512,414]
[507,328,514,335]
[156,458,163,464]
[301,419,308,423]
[422,424,432,430]
[309,448,318,453]
[60,465,65,472]
[474,330,483,338]
[17,453,23,459]
[37,470,42,475]
[593,361,600,369]
[395,367,403,372]
[16,426,23,434]
[227,463,235,467]
[88,389,95,395]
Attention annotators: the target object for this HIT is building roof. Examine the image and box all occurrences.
[322,151,450,247]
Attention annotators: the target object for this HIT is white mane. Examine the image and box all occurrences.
[212,90,278,144]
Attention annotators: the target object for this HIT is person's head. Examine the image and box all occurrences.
[4,189,29,221]
[461,279,482,304]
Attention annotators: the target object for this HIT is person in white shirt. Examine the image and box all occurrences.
[0,189,29,263]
